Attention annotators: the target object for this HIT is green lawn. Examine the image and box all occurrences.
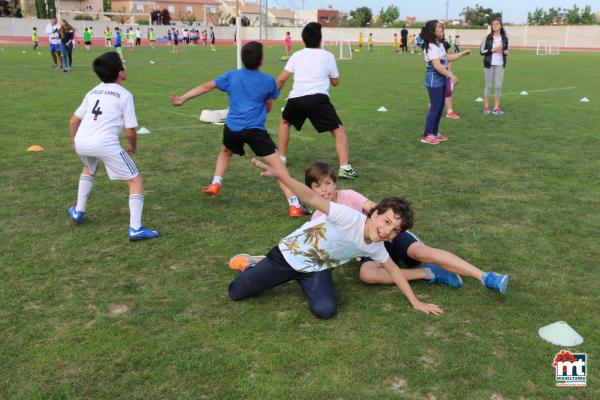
[1,43,598,399]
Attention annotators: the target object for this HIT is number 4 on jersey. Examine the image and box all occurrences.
[92,100,103,120]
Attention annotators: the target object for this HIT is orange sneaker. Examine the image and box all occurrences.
[228,254,262,272]
[202,183,221,196]
[289,205,312,218]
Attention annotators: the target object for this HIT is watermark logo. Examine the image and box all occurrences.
[553,350,587,387]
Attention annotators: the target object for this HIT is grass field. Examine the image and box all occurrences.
[1,42,599,399]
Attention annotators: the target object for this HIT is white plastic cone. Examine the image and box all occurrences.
[137,127,151,134]
[149,60,155,64]
[475,97,484,102]
[377,106,388,112]
[520,91,528,95]
[580,97,590,102]
[538,321,583,346]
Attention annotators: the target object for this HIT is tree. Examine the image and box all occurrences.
[349,6,372,27]
[542,7,560,25]
[161,8,171,25]
[180,11,196,26]
[527,7,544,25]
[103,0,111,12]
[580,5,595,24]
[564,5,582,25]
[460,4,502,26]
[378,5,399,26]
[111,7,130,25]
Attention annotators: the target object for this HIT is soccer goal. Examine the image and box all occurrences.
[535,40,548,55]
[549,41,560,55]
[338,41,353,60]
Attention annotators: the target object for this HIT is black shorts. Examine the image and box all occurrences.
[84,41,92,45]
[362,230,421,268]
[135,38,141,45]
[282,93,342,133]
[223,125,277,157]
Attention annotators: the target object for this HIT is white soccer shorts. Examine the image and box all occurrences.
[79,150,139,181]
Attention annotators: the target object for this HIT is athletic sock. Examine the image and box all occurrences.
[75,175,94,212]
[447,109,453,113]
[212,176,223,185]
[423,266,435,280]
[340,164,352,171]
[129,194,144,230]
[287,196,301,208]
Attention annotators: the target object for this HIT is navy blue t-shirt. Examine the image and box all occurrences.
[214,69,279,131]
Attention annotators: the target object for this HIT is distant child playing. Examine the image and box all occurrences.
[113,27,123,61]
[32,27,39,50]
[284,31,292,57]
[68,52,159,241]
[170,41,310,218]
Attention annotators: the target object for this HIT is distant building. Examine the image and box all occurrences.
[317,9,339,27]
[406,15,416,24]
[110,0,220,23]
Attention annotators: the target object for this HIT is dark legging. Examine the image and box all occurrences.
[228,246,337,319]
[423,85,446,136]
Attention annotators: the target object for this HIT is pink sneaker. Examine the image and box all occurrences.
[434,133,448,141]
[483,107,491,115]
[445,111,460,119]
[420,134,441,145]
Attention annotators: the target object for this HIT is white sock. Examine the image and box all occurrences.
[340,164,352,171]
[287,196,301,208]
[212,176,223,185]
[129,194,144,230]
[447,108,453,113]
[279,155,287,164]
[423,266,435,280]
[76,175,94,212]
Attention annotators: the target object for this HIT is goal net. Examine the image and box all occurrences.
[535,40,547,55]
[338,40,352,60]
[549,41,560,55]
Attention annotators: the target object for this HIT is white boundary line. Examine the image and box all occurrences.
[504,86,576,96]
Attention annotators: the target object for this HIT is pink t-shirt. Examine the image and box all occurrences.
[312,189,368,220]
[285,35,291,48]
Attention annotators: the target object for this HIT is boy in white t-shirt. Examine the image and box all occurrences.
[227,158,443,319]
[232,162,510,295]
[276,22,358,180]
[67,52,159,241]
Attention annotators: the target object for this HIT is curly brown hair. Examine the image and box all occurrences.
[367,197,414,232]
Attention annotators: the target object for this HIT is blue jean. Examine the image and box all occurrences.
[61,42,73,69]
[423,85,446,136]
[228,246,337,319]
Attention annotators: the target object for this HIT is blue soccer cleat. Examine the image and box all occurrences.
[483,272,509,294]
[424,264,464,288]
[68,206,85,223]
[128,226,160,241]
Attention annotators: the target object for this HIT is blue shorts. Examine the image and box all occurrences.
[49,43,61,53]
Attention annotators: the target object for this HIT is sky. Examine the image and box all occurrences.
[271,1,599,24]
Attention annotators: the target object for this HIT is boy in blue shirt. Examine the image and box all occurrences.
[171,41,309,218]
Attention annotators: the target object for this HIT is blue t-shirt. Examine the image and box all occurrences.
[214,69,279,131]
[424,42,448,88]
[114,32,121,47]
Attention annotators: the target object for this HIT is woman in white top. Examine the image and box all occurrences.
[480,19,509,115]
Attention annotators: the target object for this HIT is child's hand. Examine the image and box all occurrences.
[170,95,185,106]
[461,49,471,56]
[251,158,278,179]
[126,146,136,155]
[450,75,459,86]
[412,301,444,316]
[503,50,509,55]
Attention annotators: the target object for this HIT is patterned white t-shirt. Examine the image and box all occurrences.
[73,82,138,156]
[279,202,390,273]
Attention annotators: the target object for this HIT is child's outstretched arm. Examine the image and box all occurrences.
[251,158,330,215]
[171,80,217,106]
[276,70,292,90]
[123,128,137,155]
[381,258,444,316]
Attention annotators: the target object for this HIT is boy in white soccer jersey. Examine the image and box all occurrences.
[276,22,358,179]
[67,52,159,241]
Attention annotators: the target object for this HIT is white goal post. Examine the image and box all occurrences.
[536,40,560,56]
